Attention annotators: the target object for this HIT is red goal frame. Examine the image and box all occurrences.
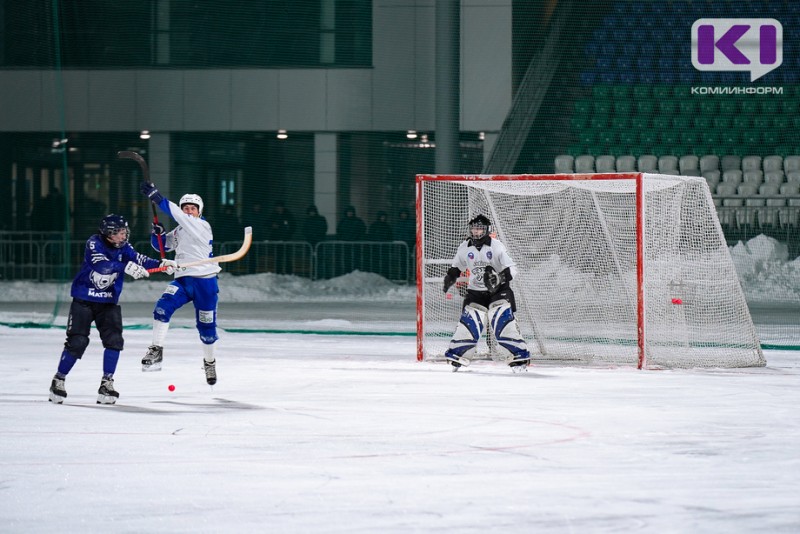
[415,173,647,368]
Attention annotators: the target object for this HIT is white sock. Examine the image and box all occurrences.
[152,320,169,347]
[203,343,216,363]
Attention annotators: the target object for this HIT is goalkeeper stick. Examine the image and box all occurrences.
[117,150,166,258]
[147,226,253,273]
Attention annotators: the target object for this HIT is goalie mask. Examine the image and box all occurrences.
[468,214,491,247]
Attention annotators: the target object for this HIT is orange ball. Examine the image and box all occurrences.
[168,384,175,391]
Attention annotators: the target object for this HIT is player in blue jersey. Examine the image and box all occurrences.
[140,183,221,386]
[48,214,177,404]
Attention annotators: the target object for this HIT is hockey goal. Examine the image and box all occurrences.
[416,173,765,369]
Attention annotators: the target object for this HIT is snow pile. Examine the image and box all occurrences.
[729,235,800,304]
[0,270,416,303]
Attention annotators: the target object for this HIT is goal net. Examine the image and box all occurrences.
[417,173,765,369]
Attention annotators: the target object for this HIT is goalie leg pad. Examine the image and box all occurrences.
[488,299,531,364]
[444,303,488,366]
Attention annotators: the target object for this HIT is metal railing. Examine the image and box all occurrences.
[0,234,414,283]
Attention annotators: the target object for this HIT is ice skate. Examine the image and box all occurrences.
[48,375,67,404]
[142,345,163,372]
[204,359,217,385]
[508,353,531,373]
[97,377,119,405]
[444,351,470,372]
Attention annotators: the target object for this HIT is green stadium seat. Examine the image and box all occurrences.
[740,100,759,114]
[652,86,671,99]
[611,86,631,98]
[611,116,629,130]
[635,100,655,115]
[693,116,712,129]
[699,100,717,114]
[632,86,650,99]
[678,100,696,115]
[614,100,632,115]
[672,116,691,130]
[719,100,739,114]
[773,116,790,129]
[733,116,751,129]
[712,116,732,129]
[672,86,691,98]
[593,85,612,99]
[658,100,677,114]
[574,99,592,115]
[631,116,650,130]
[782,100,799,114]
[651,116,669,130]
[753,116,770,129]
[761,100,779,114]
[594,99,612,114]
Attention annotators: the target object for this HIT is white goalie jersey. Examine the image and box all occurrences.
[450,237,516,292]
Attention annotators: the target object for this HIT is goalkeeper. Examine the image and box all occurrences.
[442,214,531,371]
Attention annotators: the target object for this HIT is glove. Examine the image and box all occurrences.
[124,261,150,279]
[152,222,165,235]
[159,259,177,275]
[484,266,510,295]
[443,266,461,293]
[140,181,164,204]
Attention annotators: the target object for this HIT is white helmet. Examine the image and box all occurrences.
[179,193,204,215]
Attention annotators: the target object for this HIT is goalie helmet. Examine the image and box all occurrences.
[98,214,130,248]
[468,214,491,246]
[179,193,204,215]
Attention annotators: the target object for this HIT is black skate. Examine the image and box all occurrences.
[204,359,217,385]
[508,353,531,373]
[142,345,163,372]
[97,377,120,405]
[49,375,67,404]
[444,353,470,372]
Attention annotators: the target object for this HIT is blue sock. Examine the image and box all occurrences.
[103,348,120,377]
[56,350,78,377]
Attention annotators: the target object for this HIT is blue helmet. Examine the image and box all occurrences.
[99,214,129,248]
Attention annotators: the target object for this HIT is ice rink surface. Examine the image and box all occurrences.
[1,317,799,533]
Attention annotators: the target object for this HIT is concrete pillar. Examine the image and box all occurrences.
[314,132,337,236]
[435,0,460,174]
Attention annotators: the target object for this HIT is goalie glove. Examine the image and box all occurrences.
[443,266,461,293]
[159,259,178,275]
[124,261,150,279]
[484,265,511,295]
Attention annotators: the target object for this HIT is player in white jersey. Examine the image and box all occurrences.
[139,183,221,385]
[442,214,531,371]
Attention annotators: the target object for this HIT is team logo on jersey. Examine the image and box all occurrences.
[467,252,475,260]
[90,270,118,290]
[486,251,493,260]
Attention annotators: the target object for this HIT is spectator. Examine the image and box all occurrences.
[302,205,328,246]
[336,206,366,275]
[215,205,243,244]
[245,202,269,274]
[395,209,415,250]
[368,211,394,278]
[368,211,393,241]
[337,206,366,241]
[268,201,296,241]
